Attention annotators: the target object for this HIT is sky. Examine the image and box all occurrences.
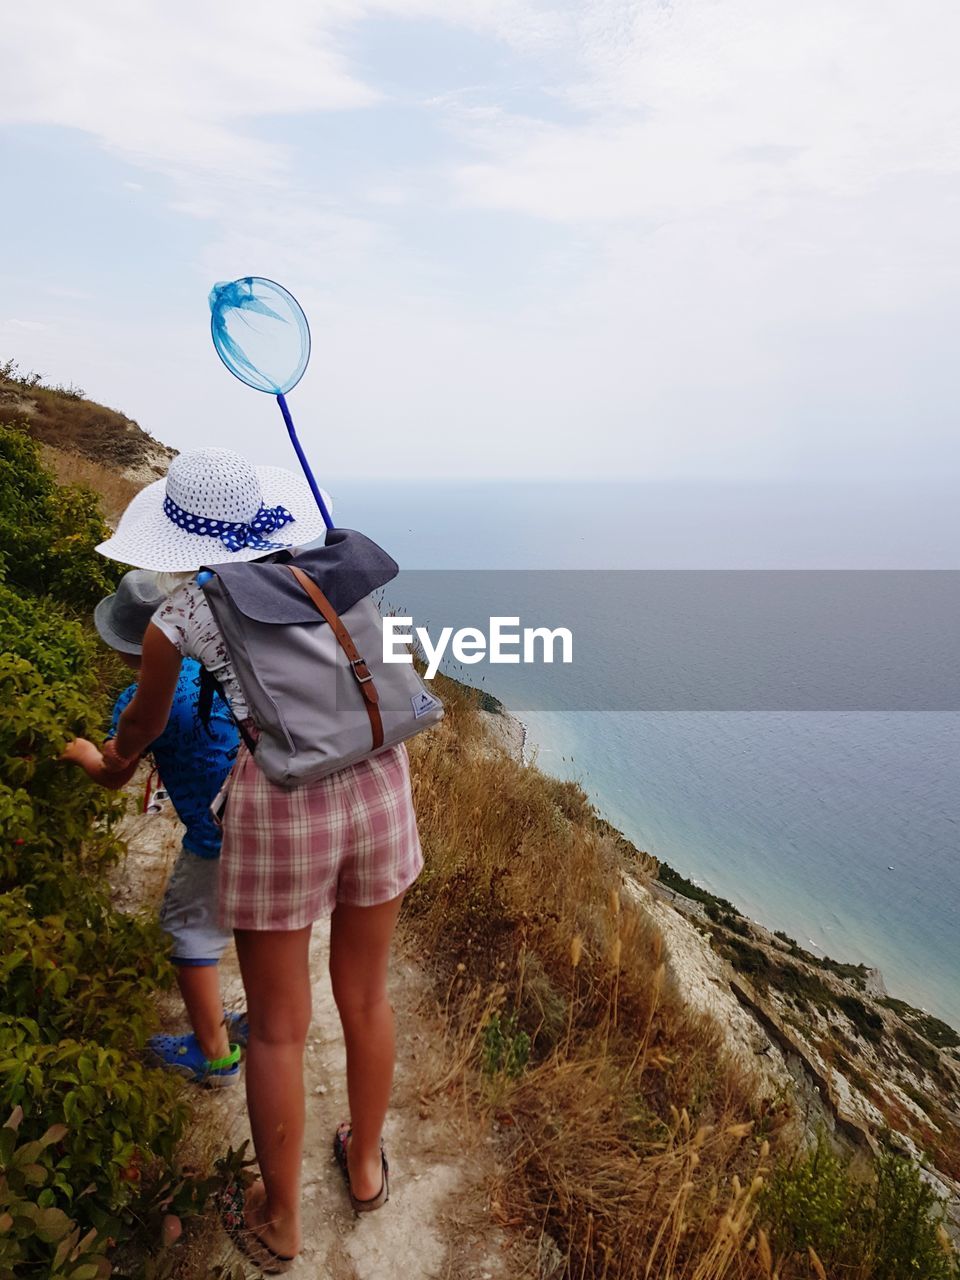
[1,0,959,480]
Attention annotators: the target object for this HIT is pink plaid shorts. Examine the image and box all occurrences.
[218,743,424,931]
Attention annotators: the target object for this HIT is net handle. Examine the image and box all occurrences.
[277,393,334,530]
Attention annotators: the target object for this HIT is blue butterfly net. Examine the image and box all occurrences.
[209,277,311,395]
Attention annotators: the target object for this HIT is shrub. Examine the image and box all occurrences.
[482,1012,531,1080]
[837,994,885,1045]
[0,423,119,609]
[0,1106,110,1279]
[657,859,740,917]
[0,427,207,1273]
[760,1134,853,1255]
[895,1026,948,1082]
[0,888,169,1053]
[884,998,960,1050]
[1,357,84,399]
[760,1136,959,1278]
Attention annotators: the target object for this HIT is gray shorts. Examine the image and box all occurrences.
[158,847,233,965]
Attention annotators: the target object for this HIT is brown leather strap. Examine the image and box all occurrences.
[287,566,384,752]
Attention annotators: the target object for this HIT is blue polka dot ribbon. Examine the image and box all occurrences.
[163,496,295,552]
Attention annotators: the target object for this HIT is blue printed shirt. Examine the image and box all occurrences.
[111,659,239,858]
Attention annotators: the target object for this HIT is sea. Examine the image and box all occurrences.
[324,479,960,1029]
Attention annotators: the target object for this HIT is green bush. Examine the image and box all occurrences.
[0,1106,110,1279]
[657,859,740,916]
[837,993,885,1045]
[0,425,209,1274]
[482,1011,531,1080]
[895,1025,950,1083]
[882,998,960,1050]
[760,1135,959,1278]
[0,1022,188,1235]
[760,1135,852,1255]
[0,889,169,1052]
[0,423,118,609]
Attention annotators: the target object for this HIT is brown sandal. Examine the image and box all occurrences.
[333,1121,390,1213]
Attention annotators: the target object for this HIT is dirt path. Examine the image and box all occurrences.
[114,780,537,1279]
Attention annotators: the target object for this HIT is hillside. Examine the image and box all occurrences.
[648,862,960,1226]
[3,370,959,1279]
[0,360,174,520]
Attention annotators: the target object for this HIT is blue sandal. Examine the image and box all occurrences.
[147,1032,240,1087]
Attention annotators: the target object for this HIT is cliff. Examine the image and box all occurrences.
[646,863,960,1229]
[0,360,175,520]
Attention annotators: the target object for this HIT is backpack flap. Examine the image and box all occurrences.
[203,528,399,623]
[199,528,442,787]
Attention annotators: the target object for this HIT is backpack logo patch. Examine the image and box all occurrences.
[411,690,438,719]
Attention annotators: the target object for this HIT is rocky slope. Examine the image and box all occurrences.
[0,364,174,481]
[646,860,960,1231]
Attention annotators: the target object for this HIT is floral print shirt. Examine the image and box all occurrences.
[151,579,250,721]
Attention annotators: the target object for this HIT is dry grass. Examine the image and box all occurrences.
[2,375,170,472]
[404,678,802,1279]
[40,442,145,524]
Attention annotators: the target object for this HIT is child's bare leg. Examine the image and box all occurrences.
[175,963,230,1060]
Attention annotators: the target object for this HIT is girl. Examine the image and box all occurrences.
[96,448,424,1271]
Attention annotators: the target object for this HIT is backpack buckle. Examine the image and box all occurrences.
[351,657,374,684]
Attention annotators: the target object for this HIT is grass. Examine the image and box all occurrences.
[404,678,785,1277]
[40,443,145,524]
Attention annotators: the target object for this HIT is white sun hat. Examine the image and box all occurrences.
[96,448,333,572]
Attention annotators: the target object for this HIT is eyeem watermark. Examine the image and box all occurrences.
[383,616,574,680]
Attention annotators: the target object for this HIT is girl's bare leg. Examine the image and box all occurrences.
[329,893,405,1200]
[233,925,313,1258]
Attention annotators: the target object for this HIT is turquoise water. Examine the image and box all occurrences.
[521,708,960,1029]
[327,479,960,1027]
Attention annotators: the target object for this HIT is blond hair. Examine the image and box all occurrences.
[153,570,196,597]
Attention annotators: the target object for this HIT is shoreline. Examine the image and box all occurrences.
[476,696,528,766]
[487,696,958,1039]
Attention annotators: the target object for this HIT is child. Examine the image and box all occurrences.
[63,569,245,1086]
[95,449,420,1271]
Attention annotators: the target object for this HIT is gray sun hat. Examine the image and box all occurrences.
[94,570,166,655]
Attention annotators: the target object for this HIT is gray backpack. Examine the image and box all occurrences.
[198,528,443,788]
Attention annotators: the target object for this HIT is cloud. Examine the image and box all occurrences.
[0,0,566,185]
[0,1,378,182]
[450,0,960,221]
